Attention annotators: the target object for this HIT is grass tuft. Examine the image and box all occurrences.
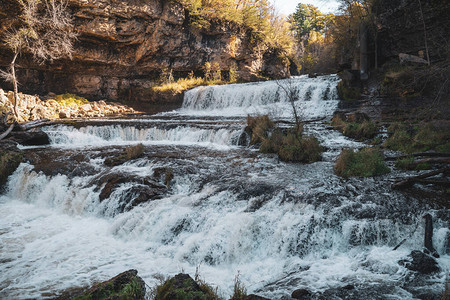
[335,147,390,178]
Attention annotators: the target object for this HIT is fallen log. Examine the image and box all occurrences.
[385,152,450,161]
[18,118,52,131]
[275,117,326,125]
[393,168,449,189]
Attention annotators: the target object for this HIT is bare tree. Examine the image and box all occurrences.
[275,78,302,131]
[0,0,76,129]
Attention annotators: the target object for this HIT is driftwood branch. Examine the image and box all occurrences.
[0,124,14,141]
[18,118,51,130]
[393,168,449,189]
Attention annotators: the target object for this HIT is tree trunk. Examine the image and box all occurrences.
[417,0,430,66]
[359,22,369,80]
[11,52,19,119]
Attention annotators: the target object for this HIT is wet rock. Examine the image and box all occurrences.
[399,250,440,274]
[238,128,251,147]
[292,289,312,299]
[156,273,218,300]
[153,167,174,187]
[95,173,167,212]
[55,269,146,300]
[0,144,23,190]
[8,129,50,146]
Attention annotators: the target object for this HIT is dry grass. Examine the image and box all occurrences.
[52,93,89,107]
[152,77,227,94]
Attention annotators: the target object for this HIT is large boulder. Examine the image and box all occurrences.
[155,273,217,300]
[8,129,50,146]
[55,269,146,300]
[0,143,23,190]
[399,250,440,274]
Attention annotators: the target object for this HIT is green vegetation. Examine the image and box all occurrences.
[174,0,293,52]
[247,115,322,163]
[152,62,243,95]
[0,151,23,189]
[335,147,390,178]
[332,114,377,141]
[155,274,220,300]
[74,277,144,300]
[384,122,450,154]
[52,93,89,107]
[395,156,431,171]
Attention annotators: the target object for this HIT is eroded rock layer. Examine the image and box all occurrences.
[0,0,289,103]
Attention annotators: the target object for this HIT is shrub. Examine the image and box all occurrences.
[212,62,222,81]
[246,115,274,145]
[126,143,144,160]
[229,67,237,83]
[335,147,390,178]
[332,114,377,141]
[247,116,322,163]
[384,122,450,154]
[53,93,89,107]
[203,62,212,81]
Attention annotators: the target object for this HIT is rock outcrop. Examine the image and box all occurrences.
[0,0,290,104]
[0,88,137,123]
[55,269,146,300]
[376,0,449,64]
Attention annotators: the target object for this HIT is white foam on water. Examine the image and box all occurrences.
[41,125,243,150]
[1,75,449,299]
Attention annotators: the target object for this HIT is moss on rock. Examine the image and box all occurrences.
[70,269,146,300]
[155,273,220,300]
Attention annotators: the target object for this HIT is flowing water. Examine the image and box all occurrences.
[0,75,448,299]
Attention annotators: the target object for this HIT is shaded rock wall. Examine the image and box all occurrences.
[0,0,289,103]
[376,0,449,64]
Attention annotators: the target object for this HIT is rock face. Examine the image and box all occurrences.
[0,88,137,123]
[0,0,290,104]
[376,0,449,63]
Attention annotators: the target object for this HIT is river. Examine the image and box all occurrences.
[0,75,448,299]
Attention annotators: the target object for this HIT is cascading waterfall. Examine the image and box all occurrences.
[0,75,448,299]
[42,124,244,148]
[181,75,340,119]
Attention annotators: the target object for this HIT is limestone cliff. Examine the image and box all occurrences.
[0,0,290,104]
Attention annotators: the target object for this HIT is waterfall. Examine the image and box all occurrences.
[1,75,448,299]
[42,124,243,148]
[181,75,340,119]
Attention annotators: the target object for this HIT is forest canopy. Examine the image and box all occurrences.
[173,0,294,54]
